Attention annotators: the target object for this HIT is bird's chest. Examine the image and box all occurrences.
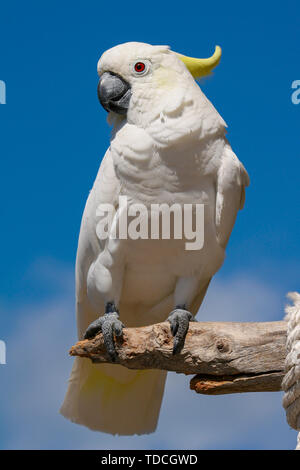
[110,129,174,203]
[103,127,225,304]
[110,124,215,205]
[109,124,222,272]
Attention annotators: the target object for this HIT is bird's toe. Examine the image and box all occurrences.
[167,308,194,355]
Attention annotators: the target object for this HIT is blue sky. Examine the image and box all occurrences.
[0,0,299,449]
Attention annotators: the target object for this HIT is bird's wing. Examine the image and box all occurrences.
[75,148,120,337]
[215,142,250,249]
[190,144,249,317]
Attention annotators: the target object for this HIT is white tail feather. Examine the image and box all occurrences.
[60,357,167,435]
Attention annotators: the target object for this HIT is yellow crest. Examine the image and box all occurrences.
[176,46,222,79]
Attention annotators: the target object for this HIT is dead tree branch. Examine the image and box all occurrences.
[70,321,287,395]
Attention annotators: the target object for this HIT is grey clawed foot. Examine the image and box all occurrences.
[84,303,124,362]
[167,306,195,355]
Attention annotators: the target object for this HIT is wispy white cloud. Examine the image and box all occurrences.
[0,261,296,449]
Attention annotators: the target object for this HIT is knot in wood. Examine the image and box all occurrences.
[215,338,230,353]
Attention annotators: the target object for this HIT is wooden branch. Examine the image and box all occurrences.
[70,321,287,395]
[190,371,284,395]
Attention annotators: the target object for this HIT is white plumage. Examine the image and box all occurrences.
[60,42,249,435]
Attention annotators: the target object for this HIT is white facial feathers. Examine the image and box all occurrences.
[97,41,226,140]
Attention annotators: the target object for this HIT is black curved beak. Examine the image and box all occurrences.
[97,72,131,115]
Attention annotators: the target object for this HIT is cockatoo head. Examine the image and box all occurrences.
[97,42,221,127]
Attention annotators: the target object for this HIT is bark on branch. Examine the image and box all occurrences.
[70,321,287,395]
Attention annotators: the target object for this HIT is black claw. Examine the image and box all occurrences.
[170,321,179,337]
[167,308,194,355]
[173,337,182,355]
[84,318,102,340]
[113,321,124,337]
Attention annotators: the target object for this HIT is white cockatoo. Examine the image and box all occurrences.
[60,42,249,435]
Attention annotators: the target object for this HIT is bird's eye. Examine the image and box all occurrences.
[132,61,150,76]
[134,62,145,73]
